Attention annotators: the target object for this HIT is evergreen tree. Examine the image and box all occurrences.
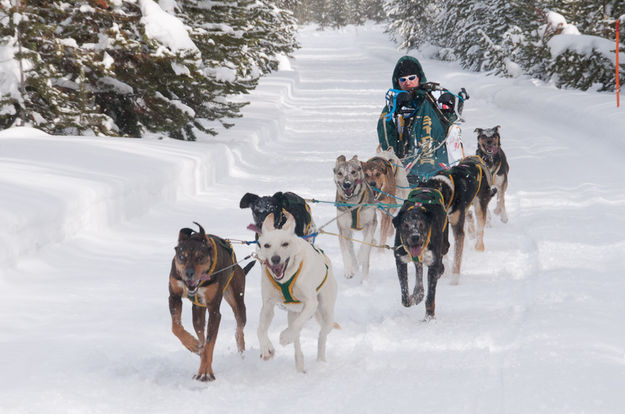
[0,0,299,138]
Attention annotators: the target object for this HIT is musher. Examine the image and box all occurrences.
[377,55,468,185]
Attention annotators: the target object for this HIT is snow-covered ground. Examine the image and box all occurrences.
[1,25,624,413]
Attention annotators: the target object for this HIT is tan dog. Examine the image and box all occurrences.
[168,223,255,381]
[363,147,410,247]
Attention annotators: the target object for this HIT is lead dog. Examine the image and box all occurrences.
[392,188,449,319]
[475,126,509,223]
[426,155,495,282]
[169,223,255,381]
[240,191,317,239]
[363,147,410,248]
[334,155,377,280]
[257,212,338,373]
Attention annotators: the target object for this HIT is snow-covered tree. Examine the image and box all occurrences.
[0,0,299,138]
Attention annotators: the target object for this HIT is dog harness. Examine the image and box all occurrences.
[401,188,446,263]
[183,236,236,307]
[336,185,369,230]
[453,157,485,206]
[265,247,330,304]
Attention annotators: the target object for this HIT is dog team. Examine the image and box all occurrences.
[167,125,510,381]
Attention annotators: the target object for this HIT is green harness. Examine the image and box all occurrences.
[266,246,330,304]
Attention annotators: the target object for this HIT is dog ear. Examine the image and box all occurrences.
[193,222,206,241]
[474,128,483,134]
[392,210,403,229]
[262,213,276,232]
[495,125,501,133]
[350,155,359,162]
[239,192,259,209]
[178,228,194,243]
[282,210,296,234]
[336,155,346,163]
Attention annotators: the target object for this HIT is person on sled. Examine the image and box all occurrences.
[377,55,468,184]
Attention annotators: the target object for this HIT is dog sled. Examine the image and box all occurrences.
[378,82,469,183]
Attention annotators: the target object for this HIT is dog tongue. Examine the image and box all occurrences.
[409,246,423,258]
[268,262,286,280]
[247,223,261,234]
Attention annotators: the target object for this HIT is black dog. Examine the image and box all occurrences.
[425,155,495,280]
[239,191,316,239]
[392,188,449,319]
[475,126,509,223]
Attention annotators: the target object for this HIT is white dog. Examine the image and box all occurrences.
[257,212,338,373]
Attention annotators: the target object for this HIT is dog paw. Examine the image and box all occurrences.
[193,372,216,382]
[260,344,275,360]
[279,329,296,346]
[401,295,414,308]
[412,290,424,305]
[344,270,355,279]
[475,241,485,251]
[500,214,508,223]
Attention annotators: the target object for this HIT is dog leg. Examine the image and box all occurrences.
[473,200,488,252]
[287,311,306,373]
[449,210,466,277]
[379,213,391,248]
[394,255,414,307]
[357,221,376,280]
[316,278,337,362]
[192,305,207,349]
[411,262,424,305]
[424,258,444,320]
[169,294,200,354]
[223,270,247,354]
[466,210,476,239]
[494,179,508,223]
[339,228,357,279]
[280,299,317,346]
[194,307,221,382]
[257,301,276,360]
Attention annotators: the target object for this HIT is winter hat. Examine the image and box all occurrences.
[396,59,422,78]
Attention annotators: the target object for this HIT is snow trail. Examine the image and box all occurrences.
[1,25,624,413]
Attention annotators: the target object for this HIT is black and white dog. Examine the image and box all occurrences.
[475,126,509,223]
[240,191,317,240]
[392,187,449,319]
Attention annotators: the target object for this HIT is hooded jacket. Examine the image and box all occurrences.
[377,56,452,182]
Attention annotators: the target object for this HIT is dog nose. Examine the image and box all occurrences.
[342,182,352,189]
[368,180,377,188]
[409,234,421,245]
[185,268,194,279]
[271,255,281,265]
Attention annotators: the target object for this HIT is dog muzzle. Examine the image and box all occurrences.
[265,257,290,281]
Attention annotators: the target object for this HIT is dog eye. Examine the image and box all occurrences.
[337,172,343,177]
[281,242,289,247]
[263,243,271,249]
[178,254,185,261]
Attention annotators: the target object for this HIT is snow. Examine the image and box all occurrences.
[139,0,198,53]
[1,24,625,413]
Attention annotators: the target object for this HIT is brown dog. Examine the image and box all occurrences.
[363,155,404,247]
[168,222,255,381]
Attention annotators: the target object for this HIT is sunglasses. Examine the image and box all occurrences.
[398,75,418,83]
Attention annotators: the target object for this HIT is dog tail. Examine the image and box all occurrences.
[242,261,256,275]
